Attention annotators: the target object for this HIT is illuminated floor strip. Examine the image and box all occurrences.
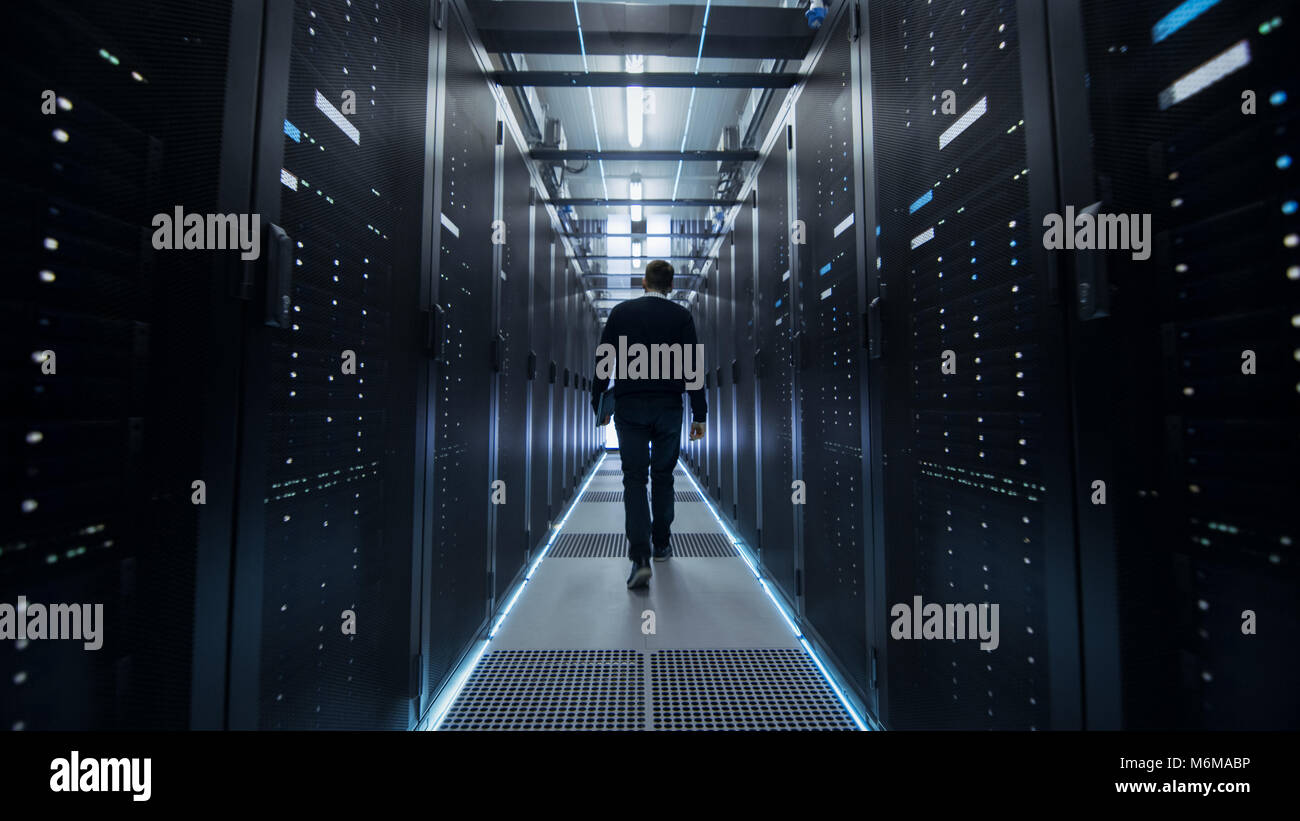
[674,461,871,731]
[425,453,608,730]
[427,450,871,731]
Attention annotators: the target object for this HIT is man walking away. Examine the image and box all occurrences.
[591,260,706,589]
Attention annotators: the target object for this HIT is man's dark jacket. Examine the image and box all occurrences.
[590,293,707,423]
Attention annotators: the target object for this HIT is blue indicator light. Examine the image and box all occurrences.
[1152,0,1221,44]
[1279,155,1293,169]
[1271,90,1288,106]
[819,262,832,276]
[909,189,934,214]
[1283,200,1298,214]
[283,119,301,142]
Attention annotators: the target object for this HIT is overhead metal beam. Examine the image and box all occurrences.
[553,198,739,207]
[492,71,800,89]
[468,2,815,59]
[571,256,716,262]
[533,148,757,162]
[561,232,720,239]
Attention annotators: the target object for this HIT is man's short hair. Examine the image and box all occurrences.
[644,259,674,293]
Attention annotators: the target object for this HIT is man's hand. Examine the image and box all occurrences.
[689,421,706,441]
[599,415,612,427]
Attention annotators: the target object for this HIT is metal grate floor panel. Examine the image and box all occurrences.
[440,649,856,731]
[582,490,702,503]
[548,532,737,558]
[650,649,857,730]
[596,469,687,477]
[439,650,645,730]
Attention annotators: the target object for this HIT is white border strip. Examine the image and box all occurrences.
[440,212,460,239]
[833,212,855,238]
[939,95,987,151]
[314,89,360,145]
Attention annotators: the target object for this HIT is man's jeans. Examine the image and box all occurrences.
[613,393,684,561]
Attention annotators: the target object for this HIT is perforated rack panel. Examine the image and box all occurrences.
[245,0,430,730]
[1075,0,1299,729]
[733,204,760,547]
[718,233,736,516]
[871,0,1056,729]
[427,7,495,698]
[755,137,797,597]
[529,202,553,545]
[795,14,869,695]
[550,241,567,515]
[711,265,724,500]
[494,129,532,600]
[0,0,235,730]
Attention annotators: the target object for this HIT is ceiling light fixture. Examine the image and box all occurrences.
[626,55,644,148]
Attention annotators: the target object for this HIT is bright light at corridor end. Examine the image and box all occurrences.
[629,174,643,222]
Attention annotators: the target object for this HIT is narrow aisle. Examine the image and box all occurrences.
[437,453,861,730]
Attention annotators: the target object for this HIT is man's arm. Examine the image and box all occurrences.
[591,309,617,419]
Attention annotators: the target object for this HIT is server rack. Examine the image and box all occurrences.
[867,0,1084,730]
[1052,0,1300,730]
[718,234,737,515]
[2,0,250,731]
[418,0,498,718]
[734,196,761,546]
[567,272,579,486]
[528,195,552,550]
[717,271,728,501]
[793,7,873,698]
[493,113,532,602]
[227,0,431,730]
[755,125,798,597]
[550,242,566,518]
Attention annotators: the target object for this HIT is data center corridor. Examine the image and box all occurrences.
[4,0,1297,736]
[432,451,864,731]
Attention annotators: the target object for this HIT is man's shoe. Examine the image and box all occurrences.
[652,542,673,562]
[626,558,652,589]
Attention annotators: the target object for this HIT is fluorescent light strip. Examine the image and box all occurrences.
[1158,39,1250,110]
[671,87,698,200]
[674,459,869,731]
[1152,0,1220,44]
[938,96,987,151]
[911,226,935,249]
[571,2,610,200]
[314,89,359,145]
[671,0,712,201]
[627,85,643,148]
